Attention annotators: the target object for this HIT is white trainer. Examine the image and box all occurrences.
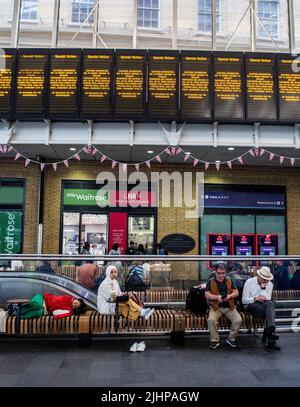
[144,308,155,321]
[129,342,139,352]
[137,341,146,352]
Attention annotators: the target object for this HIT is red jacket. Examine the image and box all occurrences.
[44,292,74,320]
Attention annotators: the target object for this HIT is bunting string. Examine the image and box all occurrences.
[1,143,300,171]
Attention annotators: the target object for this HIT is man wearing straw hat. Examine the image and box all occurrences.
[242,266,280,350]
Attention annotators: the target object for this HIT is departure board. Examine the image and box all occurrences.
[245,53,277,122]
[0,49,16,119]
[277,54,300,123]
[180,51,212,121]
[81,49,114,120]
[148,50,179,120]
[213,52,245,121]
[14,49,49,119]
[48,49,81,119]
[114,50,146,119]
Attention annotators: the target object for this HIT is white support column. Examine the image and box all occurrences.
[92,0,100,48]
[129,120,135,146]
[294,124,300,149]
[87,120,93,145]
[172,0,178,50]
[250,0,257,52]
[212,0,217,50]
[254,122,260,148]
[43,120,52,145]
[133,0,137,49]
[51,0,61,48]
[288,0,296,53]
[11,0,21,47]
[212,121,218,147]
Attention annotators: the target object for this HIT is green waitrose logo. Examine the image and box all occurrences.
[0,211,22,254]
[63,189,109,206]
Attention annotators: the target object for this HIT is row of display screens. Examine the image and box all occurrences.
[0,49,300,122]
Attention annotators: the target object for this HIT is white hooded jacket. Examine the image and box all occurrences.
[97,265,122,314]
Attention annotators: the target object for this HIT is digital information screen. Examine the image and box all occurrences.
[245,53,277,122]
[14,49,48,119]
[48,50,81,119]
[148,50,179,120]
[213,52,245,121]
[0,49,16,119]
[114,50,146,119]
[81,49,114,120]
[277,54,300,122]
[236,246,252,256]
[180,51,212,121]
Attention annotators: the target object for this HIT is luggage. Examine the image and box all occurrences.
[186,286,208,315]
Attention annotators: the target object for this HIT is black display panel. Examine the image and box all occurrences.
[232,234,255,257]
[48,49,81,120]
[0,49,16,120]
[80,49,114,120]
[277,54,300,123]
[114,49,146,119]
[180,51,212,121]
[147,50,179,120]
[256,234,278,256]
[14,49,49,119]
[245,53,277,122]
[213,52,245,121]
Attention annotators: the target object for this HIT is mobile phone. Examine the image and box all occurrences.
[221,295,227,300]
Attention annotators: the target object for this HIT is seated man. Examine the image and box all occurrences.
[205,264,242,350]
[242,266,280,351]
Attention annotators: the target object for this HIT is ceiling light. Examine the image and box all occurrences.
[147,150,154,154]
[216,160,221,163]
[228,147,235,151]
[69,148,76,151]
[186,152,191,155]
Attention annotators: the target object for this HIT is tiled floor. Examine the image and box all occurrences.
[0,333,299,387]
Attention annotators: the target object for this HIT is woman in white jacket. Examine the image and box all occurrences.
[97,265,154,321]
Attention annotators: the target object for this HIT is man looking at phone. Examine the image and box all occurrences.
[242,266,280,351]
[205,264,242,350]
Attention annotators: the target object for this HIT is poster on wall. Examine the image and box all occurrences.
[108,212,128,254]
[207,234,231,269]
[0,211,22,254]
[256,234,278,256]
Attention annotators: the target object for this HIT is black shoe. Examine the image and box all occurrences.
[266,326,279,341]
[267,342,281,351]
[226,339,240,349]
[209,342,220,350]
[269,333,279,340]
[262,328,267,343]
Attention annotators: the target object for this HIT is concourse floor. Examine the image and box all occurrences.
[0,333,299,387]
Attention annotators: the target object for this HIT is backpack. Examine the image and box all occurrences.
[186,287,208,315]
[125,271,146,291]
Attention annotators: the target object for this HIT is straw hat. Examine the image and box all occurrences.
[257,266,273,281]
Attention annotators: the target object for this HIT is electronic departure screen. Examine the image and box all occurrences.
[81,49,114,120]
[14,49,49,119]
[0,49,16,119]
[245,53,277,122]
[48,49,81,119]
[213,52,245,121]
[147,50,179,120]
[114,50,146,119]
[180,51,212,121]
[277,54,300,123]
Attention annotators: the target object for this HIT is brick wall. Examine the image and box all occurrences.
[0,158,40,253]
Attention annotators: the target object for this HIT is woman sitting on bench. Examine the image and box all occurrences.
[20,292,86,320]
[97,265,154,321]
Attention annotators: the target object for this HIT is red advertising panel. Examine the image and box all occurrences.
[232,234,256,256]
[207,233,231,269]
[256,234,278,256]
[109,212,128,254]
[110,190,156,207]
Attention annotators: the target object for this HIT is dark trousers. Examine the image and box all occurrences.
[247,301,275,329]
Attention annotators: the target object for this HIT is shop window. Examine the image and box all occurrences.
[137,0,159,29]
[20,0,38,20]
[62,212,80,255]
[128,215,155,254]
[71,0,94,24]
[81,214,108,255]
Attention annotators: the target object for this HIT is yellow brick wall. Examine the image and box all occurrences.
[0,158,40,253]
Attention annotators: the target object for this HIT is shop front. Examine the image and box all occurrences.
[60,180,157,255]
[0,178,24,259]
[201,184,286,279]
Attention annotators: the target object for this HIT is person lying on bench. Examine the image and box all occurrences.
[97,265,154,321]
[20,292,86,320]
[242,266,280,351]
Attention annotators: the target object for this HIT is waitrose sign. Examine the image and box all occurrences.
[0,211,22,254]
[63,189,109,206]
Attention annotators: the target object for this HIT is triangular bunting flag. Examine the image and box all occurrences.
[155,155,162,163]
[270,153,274,161]
[53,163,57,171]
[176,147,182,155]
[260,149,265,156]
[101,155,107,163]
[92,147,97,156]
[83,146,89,154]
[40,163,45,171]
[25,159,30,167]
[112,161,117,169]
[15,153,21,161]
[135,163,140,171]
[0,145,3,153]
[3,145,7,154]
[205,162,209,170]
[227,161,232,169]
[249,149,255,157]
[291,158,295,166]
[238,156,243,164]
[74,154,80,161]
[280,156,284,164]
[8,146,13,152]
[193,159,199,167]
[146,161,151,168]
[216,162,220,171]
[64,160,69,167]
[165,148,171,155]
[184,154,190,162]
[255,148,259,156]
[171,147,176,155]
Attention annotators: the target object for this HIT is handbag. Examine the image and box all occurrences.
[115,295,129,303]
